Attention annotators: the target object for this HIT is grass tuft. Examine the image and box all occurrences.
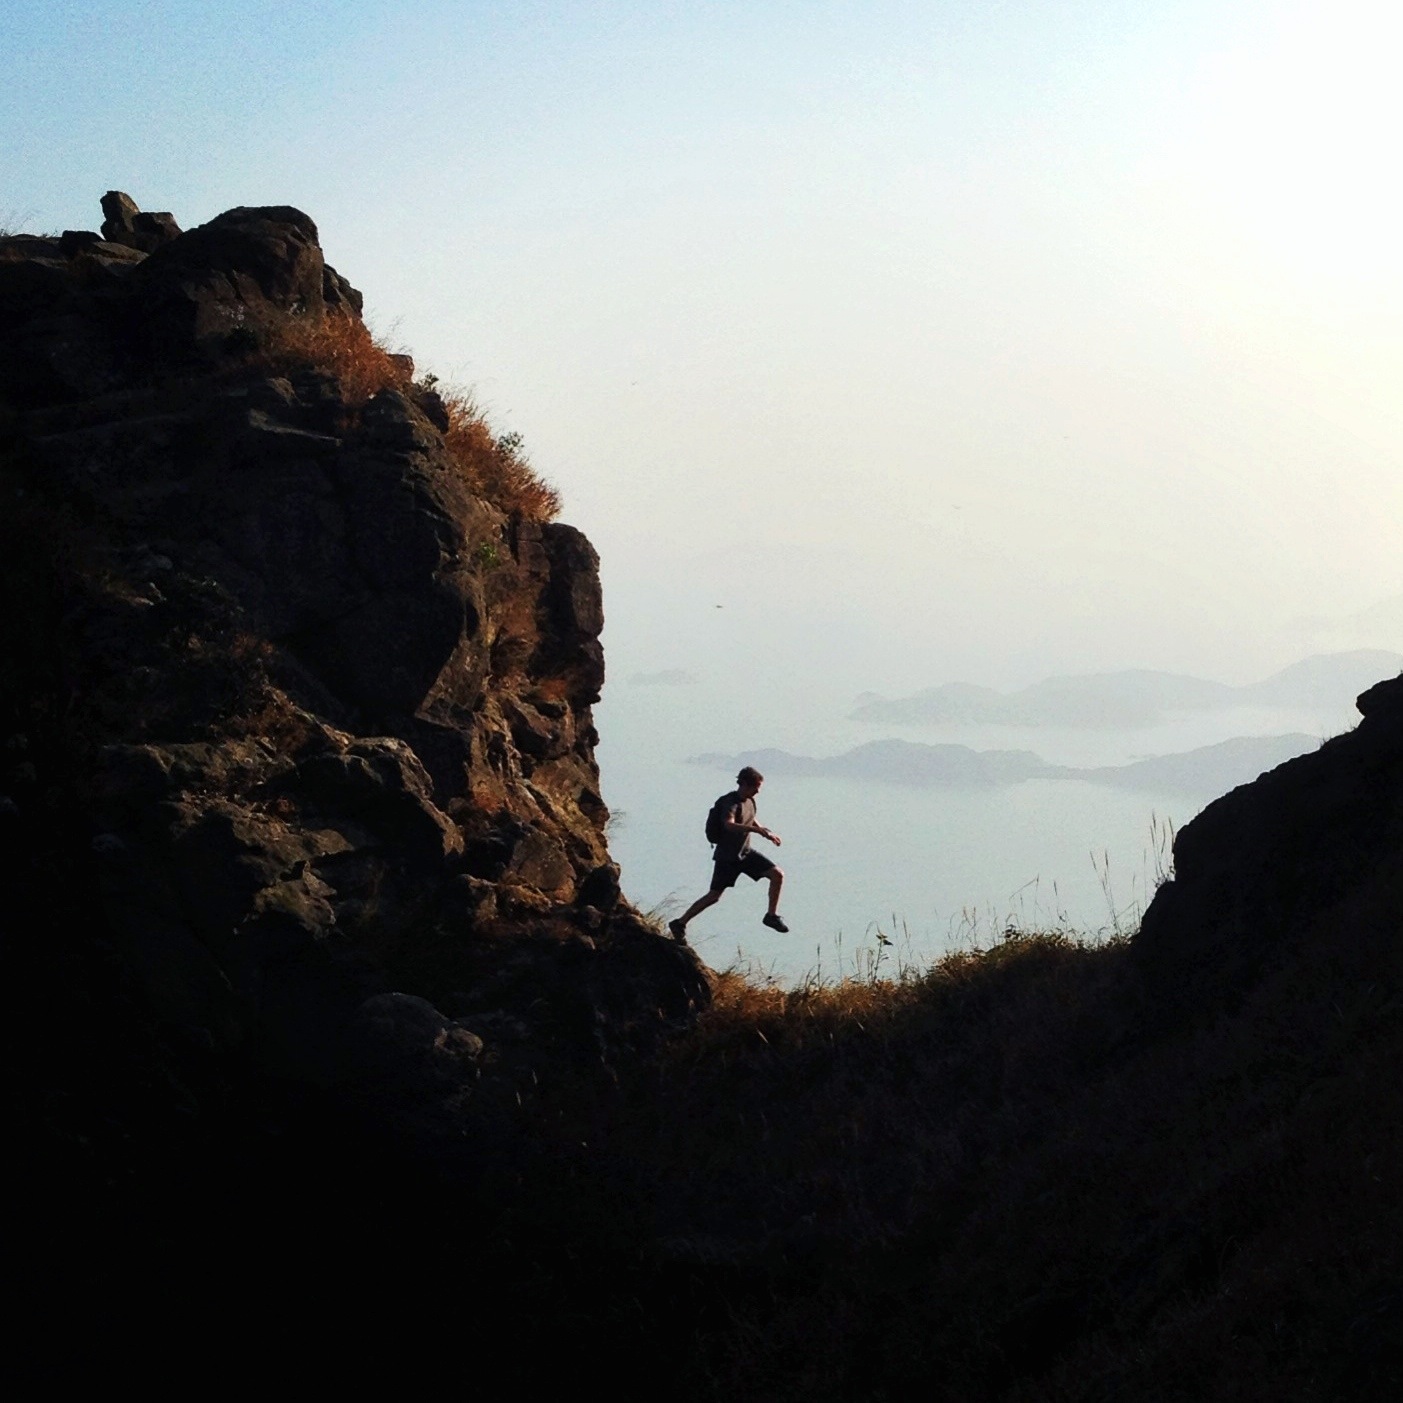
[439,389,562,522]
[259,312,560,520]
[260,309,407,406]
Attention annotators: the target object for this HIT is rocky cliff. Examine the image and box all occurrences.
[1,193,705,1104]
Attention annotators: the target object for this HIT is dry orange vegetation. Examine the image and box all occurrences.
[258,307,403,406]
[261,311,561,521]
[438,393,561,522]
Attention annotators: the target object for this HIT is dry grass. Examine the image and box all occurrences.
[439,391,561,521]
[259,312,560,520]
[696,963,926,1042]
[259,308,407,406]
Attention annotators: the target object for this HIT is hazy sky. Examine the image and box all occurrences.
[5,0,1400,697]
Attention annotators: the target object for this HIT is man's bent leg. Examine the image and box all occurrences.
[760,866,789,931]
[674,887,723,933]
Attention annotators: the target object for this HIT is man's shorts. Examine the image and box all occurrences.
[711,850,777,891]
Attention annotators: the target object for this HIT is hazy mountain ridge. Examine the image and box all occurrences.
[693,732,1321,793]
[851,650,1402,728]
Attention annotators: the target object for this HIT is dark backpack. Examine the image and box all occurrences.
[705,792,736,846]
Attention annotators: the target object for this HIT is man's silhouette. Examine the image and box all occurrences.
[670,766,788,942]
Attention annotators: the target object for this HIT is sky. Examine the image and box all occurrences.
[5,0,1400,706]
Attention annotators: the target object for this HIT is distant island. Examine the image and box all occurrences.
[850,650,1401,729]
[691,733,1321,793]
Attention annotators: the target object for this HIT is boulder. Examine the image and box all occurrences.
[132,210,181,248]
[60,230,101,256]
[127,204,350,360]
[99,190,141,245]
[98,191,181,253]
[298,738,464,867]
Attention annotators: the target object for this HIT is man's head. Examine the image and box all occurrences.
[737,766,764,797]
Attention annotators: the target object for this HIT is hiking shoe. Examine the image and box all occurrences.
[668,919,688,944]
[762,913,789,933]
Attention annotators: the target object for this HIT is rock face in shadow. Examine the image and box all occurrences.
[1,193,706,1105]
[1134,673,1403,1018]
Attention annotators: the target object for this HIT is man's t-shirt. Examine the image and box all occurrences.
[713,792,756,861]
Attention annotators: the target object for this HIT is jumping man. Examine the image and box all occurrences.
[670,766,789,941]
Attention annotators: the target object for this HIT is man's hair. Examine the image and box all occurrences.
[737,766,764,786]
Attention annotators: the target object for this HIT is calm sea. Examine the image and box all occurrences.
[593,675,1349,985]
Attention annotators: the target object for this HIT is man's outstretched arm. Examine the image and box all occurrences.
[724,808,781,846]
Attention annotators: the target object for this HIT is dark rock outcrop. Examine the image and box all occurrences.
[1135,672,1403,1018]
[100,189,182,253]
[127,202,345,360]
[1,194,707,1112]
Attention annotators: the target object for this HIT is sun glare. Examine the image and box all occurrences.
[1170,4,1403,288]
